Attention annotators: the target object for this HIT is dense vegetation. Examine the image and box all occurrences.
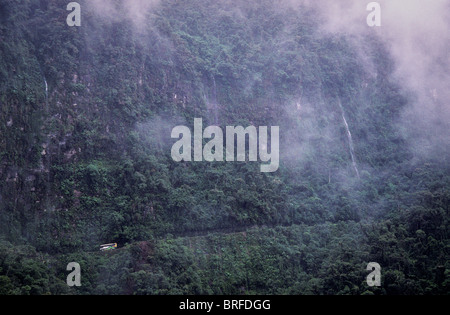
[0,0,448,295]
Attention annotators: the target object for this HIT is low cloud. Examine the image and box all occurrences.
[86,0,161,31]
[303,0,450,160]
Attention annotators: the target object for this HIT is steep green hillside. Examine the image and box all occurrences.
[0,0,448,295]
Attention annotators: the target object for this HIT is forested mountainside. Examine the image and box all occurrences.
[0,0,448,295]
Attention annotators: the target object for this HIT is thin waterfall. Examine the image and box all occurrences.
[44,76,48,111]
[39,65,51,205]
[203,77,219,124]
[212,76,218,124]
[38,62,49,112]
[338,98,360,179]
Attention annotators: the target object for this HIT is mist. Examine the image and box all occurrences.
[309,0,450,161]
[82,0,448,169]
[86,0,161,30]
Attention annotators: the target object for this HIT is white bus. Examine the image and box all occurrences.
[100,243,117,251]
